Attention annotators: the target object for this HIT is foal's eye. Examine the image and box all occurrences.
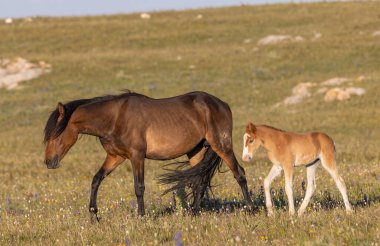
[249,140,254,144]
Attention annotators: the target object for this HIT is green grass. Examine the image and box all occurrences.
[1,2,380,245]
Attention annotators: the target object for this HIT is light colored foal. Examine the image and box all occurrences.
[242,122,353,217]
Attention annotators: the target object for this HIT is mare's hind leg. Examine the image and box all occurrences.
[218,150,253,210]
[264,165,283,216]
[205,134,254,210]
[191,185,207,213]
[89,154,125,222]
[188,142,208,167]
[130,153,146,216]
[297,162,319,217]
[320,153,353,212]
[187,143,209,204]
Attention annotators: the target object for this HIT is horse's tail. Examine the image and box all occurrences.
[158,146,222,197]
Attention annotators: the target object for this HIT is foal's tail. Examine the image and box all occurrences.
[158,146,222,197]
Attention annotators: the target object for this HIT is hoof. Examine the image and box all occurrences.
[89,208,100,223]
[245,204,256,214]
[189,208,201,216]
[297,208,305,217]
[267,211,275,217]
[90,213,101,223]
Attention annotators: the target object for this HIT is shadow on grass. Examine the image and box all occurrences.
[3,187,378,219]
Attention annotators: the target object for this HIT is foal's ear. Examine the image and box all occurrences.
[246,122,257,134]
[57,102,65,117]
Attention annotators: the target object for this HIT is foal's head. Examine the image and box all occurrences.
[242,122,261,162]
[43,102,79,169]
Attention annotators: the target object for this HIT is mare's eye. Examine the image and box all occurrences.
[249,140,254,144]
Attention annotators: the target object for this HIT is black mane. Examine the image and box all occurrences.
[43,90,136,143]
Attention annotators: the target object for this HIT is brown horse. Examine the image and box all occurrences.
[242,122,353,217]
[43,91,253,219]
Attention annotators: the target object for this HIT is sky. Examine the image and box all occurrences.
[0,0,317,19]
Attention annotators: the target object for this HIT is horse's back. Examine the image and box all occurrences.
[288,131,334,166]
[123,91,231,126]
[166,91,231,115]
[119,91,231,160]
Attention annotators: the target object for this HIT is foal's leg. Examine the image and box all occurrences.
[89,154,125,221]
[130,153,146,216]
[264,165,283,216]
[283,166,295,216]
[320,154,353,212]
[297,163,319,217]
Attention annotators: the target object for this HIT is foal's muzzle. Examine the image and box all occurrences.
[242,154,252,162]
[45,155,60,169]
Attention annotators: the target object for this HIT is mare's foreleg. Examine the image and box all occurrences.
[89,154,125,222]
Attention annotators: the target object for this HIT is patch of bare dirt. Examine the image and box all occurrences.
[0,57,51,90]
[257,35,304,46]
[324,87,365,102]
[275,82,316,107]
[274,76,366,107]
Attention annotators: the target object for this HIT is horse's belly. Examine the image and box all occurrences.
[145,126,204,160]
[294,153,319,166]
[291,135,321,166]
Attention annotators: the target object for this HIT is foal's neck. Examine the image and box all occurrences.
[256,125,283,151]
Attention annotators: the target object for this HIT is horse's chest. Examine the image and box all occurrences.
[99,137,130,157]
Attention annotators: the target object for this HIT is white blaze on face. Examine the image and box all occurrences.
[242,133,253,162]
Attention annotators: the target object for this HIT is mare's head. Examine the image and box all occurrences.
[242,122,261,162]
[43,102,79,169]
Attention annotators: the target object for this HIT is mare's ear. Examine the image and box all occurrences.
[57,102,65,118]
[246,122,257,135]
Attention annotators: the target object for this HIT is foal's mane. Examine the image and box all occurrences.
[43,90,138,143]
[260,125,285,132]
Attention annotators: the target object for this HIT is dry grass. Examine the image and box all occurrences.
[0,2,380,245]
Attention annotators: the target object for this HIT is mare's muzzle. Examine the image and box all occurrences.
[45,155,60,169]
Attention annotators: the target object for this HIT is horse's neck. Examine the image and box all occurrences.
[71,103,117,138]
[257,126,280,151]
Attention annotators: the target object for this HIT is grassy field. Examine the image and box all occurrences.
[1,2,380,245]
